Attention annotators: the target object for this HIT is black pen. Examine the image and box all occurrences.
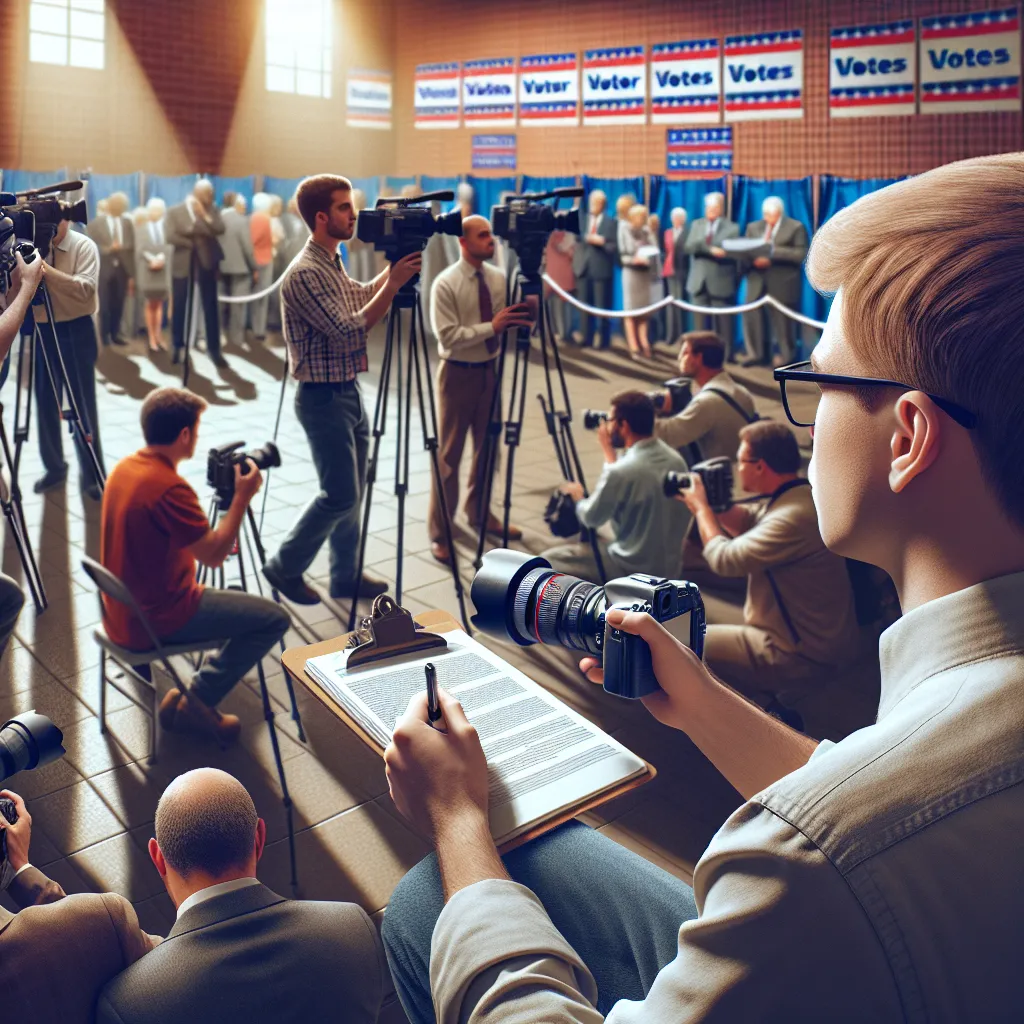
[425,663,442,725]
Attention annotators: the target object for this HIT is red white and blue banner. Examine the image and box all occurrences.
[345,70,392,130]
[650,39,722,124]
[582,46,647,125]
[829,20,916,118]
[414,62,461,129]
[518,52,579,126]
[462,57,517,127]
[919,7,1020,113]
[667,127,732,177]
[724,29,804,121]
[471,134,517,171]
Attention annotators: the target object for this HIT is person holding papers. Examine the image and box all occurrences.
[619,203,658,360]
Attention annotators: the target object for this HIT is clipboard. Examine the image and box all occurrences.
[281,599,656,854]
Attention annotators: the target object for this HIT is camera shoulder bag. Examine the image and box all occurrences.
[761,478,812,647]
[702,386,760,424]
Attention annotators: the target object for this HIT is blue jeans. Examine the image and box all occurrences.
[266,381,369,592]
[160,588,290,706]
[382,820,697,1023]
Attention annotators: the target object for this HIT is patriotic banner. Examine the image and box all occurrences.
[919,7,1020,113]
[830,20,916,118]
[345,70,392,129]
[472,134,517,171]
[414,62,461,129]
[582,46,647,125]
[650,39,722,124]
[724,30,804,121]
[462,57,517,127]
[667,127,732,177]
[519,52,579,126]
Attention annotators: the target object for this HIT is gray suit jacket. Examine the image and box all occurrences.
[88,214,135,277]
[164,202,225,278]
[96,882,385,1024]
[219,208,257,276]
[684,216,739,299]
[572,212,617,281]
[742,216,809,304]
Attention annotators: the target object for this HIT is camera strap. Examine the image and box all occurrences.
[762,478,812,647]
[702,387,760,424]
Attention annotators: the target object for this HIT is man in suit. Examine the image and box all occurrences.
[662,206,689,342]
[88,190,135,347]
[684,191,739,356]
[97,768,387,1024]
[218,192,257,349]
[165,179,226,367]
[0,788,160,1024]
[740,196,810,368]
[573,189,617,349]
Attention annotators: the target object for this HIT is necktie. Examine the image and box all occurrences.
[477,271,498,355]
[764,223,773,243]
[705,220,714,245]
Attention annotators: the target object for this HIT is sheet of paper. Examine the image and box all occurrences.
[306,630,646,844]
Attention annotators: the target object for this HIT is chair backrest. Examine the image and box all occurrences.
[81,556,165,651]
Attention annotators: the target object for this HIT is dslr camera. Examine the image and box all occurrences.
[491,186,582,276]
[0,711,65,785]
[357,189,462,263]
[582,409,607,431]
[664,456,734,513]
[471,548,706,699]
[207,441,281,506]
[649,377,693,415]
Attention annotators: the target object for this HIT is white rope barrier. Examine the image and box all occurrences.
[216,254,301,303]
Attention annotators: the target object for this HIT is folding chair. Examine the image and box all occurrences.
[81,556,223,764]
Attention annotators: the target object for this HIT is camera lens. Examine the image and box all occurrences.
[663,471,690,497]
[245,441,281,472]
[0,711,65,784]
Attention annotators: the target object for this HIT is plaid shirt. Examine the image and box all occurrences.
[281,238,375,382]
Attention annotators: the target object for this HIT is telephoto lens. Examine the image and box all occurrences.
[0,711,65,784]
[582,410,608,430]
[242,441,281,473]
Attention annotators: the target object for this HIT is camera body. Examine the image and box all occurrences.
[650,377,693,414]
[207,440,281,505]
[582,410,608,430]
[357,197,462,262]
[664,456,734,513]
[490,186,583,277]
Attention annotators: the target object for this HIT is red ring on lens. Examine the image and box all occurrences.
[533,574,564,643]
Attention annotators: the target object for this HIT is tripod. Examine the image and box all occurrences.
[0,405,46,613]
[473,262,606,581]
[346,279,470,632]
[180,251,200,389]
[199,494,306,894]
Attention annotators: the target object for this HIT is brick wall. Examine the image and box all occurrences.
[394,0,1024,178]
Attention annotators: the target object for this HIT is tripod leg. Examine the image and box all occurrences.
[259,362,291,533]
[182,254,197,389]
[472,325,511,569]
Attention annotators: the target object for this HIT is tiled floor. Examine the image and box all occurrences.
[0,320,879,1018]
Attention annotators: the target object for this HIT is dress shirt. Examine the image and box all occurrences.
[107,215,122,247]
[429,570,1024,1023]
[175,877,261,920]
[281,237,374,383]
[429,256,506,363]
[41,227,100,322]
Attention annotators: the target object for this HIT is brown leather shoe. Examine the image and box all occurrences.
[158,687,183,731]
[471,516,523,541]
[430,541,451,564]
[173,689,242,746]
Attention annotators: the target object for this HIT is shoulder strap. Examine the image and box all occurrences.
[764,568,801,646]
[702,386,759,424]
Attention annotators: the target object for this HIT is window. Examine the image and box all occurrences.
[265,0,332,98]
[29,0,105,69]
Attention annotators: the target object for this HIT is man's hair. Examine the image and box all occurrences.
[681,330,725,370]
[295,173,353,231]
[807,152,1024,528]
[740,420,801,475]
[155,770,258,878]
[222,190,236,209]
[611,390,655,437]
[140,387,207,445]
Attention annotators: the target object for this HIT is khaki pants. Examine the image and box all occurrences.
[428,359,498,543]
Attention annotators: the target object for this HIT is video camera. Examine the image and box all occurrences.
[0,711,65,785]
[491,186,582,277]
[664,456,734,513]
[207,440,281,506]
[471,548,705,699]
[0,181,87,291]
[357,189,462,263]
[650,377,693,414]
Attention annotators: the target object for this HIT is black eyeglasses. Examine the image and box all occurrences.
[772,361,977,430]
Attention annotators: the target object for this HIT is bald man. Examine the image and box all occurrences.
[427,215,531,562]
[97,769,386,1024]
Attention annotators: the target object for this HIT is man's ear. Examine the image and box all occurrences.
[149,837,168,878]
[254,818,267,863]
[889,393,944,494]
[178,425,192,448]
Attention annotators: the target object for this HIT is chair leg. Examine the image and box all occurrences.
[98,649,107,734]
[149,660,159,765]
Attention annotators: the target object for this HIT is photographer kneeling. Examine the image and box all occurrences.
[101,387,290,743]
[542,390,691,580]
[679,419,860,716]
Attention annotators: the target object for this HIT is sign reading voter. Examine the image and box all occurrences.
[462,57,517,127]
[667,128,732,177]
[519,52,579,126]
[414,62,461,129]
[582,46,647,125]
[830,20,916,117]
[919,7,1021,113]
[724,29,804,121]
[650,39,722,124]
[472,134,517,171]
[346,70,392,130]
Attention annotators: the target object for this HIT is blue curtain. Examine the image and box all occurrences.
[0,169,67,194]
[262,175,302,202]
[648,176,726,234]
[351,175,380,209]
[420,175,461,211]
[81,172,142,214]
[384,175,416,197]
[146,174,198,206]
[213,175,256,205]
[467,175,517,220]
[581,176,644,329]
[520,175,577,196]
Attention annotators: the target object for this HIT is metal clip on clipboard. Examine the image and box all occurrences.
[346,594,448,669]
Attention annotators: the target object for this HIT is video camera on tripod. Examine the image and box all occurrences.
[0,183,88,288]
[490,186,582,276]
[356,189,462,262]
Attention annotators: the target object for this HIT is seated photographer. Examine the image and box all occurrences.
[379,153,1024,1022]
[653,330,757,463]
[679,419,861,714]
[98,768,386,1024]
[100,387,290,744]
[542,391,691,580]
[0,788,160,1024]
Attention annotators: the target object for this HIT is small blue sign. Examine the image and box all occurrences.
[472,134,517,170]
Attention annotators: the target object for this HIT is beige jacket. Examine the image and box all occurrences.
[653,371,757,463]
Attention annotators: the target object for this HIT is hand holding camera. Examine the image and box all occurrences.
[0,789,32,874]
[491,303,532,336]
[10,248,43,295]
[388,251,423,290]
[232,458,263,505]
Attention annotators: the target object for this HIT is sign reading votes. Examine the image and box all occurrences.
[346,70,392,130]
[830,20,916,118]
[582,46,647,125]
[415,62,461,129]
[650,39,722,124]
[519,52,579,126]
[462,58,517,127]
[724,30,804,121]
